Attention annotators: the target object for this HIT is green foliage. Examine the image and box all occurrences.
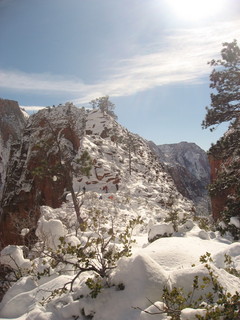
[30,109,93,227]
[164,209,180,232]
[164,209,188,232]
[85,276,103,298]
[89,96,118,120]
[202,40,240,130]
[224,253,240,278]
[121,130,142,175]
[34,210,142,300]
[141,252,240,319]
[194,216,213,232]
[75,150,93,178]
[203,40,240,240]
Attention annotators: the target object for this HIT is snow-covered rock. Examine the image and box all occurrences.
[148,222,174,242]
[140,302,168,319]
[150,141,211,214]
[181,308,207,319]
[0,195,240,320]
[35,216,67,250]
[1,103,194,246]
[0,99,26,201]
[0,245,31,270]
[0,102,239,320]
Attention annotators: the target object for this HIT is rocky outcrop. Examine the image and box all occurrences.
[0,104,86,247]
[0,104,194,248]
[150,141,211,215]
[208,155,231,221]
[207,122,240,223]
[0,99,27,201]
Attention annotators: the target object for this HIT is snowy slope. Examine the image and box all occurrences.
[80,109,193,213]
[0,104,239,320]
[1,105,193,236]
[0,192,239,320]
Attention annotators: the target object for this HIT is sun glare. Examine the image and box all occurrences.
[168,0,226,21]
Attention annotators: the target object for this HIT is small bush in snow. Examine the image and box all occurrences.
[164,209,188,232]
[139,252,240,319]
[194,216,214,232]
[33,210,143,301]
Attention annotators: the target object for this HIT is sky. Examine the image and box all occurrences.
[0,0,240,150]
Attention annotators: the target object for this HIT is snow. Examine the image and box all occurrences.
[148,222,174,242]
[0,246,31,271]
[140,236,230,271]
[1,192,239,320]
[0,106,239,319]
[139,302,168,320]
[35,216,67,250]
[180,308,207,319]
[230,216,240,228]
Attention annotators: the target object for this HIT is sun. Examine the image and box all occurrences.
[168,0,226,21]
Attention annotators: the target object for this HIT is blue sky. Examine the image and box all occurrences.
[0,0,240,150]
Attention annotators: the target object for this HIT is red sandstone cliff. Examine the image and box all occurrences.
[208,155,233,221]
[208,122,240,222]
[0,104,85,247]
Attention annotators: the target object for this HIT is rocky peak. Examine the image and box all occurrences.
[0,103,194,247]
[149,141,211,215]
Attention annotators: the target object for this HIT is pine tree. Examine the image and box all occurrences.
[202,40,240,131]
[203,40,240,240]
[32,104,92,229]
[122,130,141,175]
[89,96,118,120]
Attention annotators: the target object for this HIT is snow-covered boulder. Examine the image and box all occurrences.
[142,236,230,271]
[0,276,37,318]
[170,263,240,299]
[140,301,168,319]
[211,242,240,270]
[0,275,72,318]
[111,253,170,309]
[181,308,207,319]
[178,219,195,233]
[35,216,67,250]
[0,245,31,270]
[198,230,210,240]
[148,223,174,242]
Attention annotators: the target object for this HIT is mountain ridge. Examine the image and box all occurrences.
[0,101,195,247]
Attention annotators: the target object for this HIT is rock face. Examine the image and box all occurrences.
[0,103,194,247]
[0,104,86,247]
[207,122,240,223]
[150,141,211,215]
[0,99,27,201]
[208,155,230,221]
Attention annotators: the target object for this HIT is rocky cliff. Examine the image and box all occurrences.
[0,102,194,247]
[207,121,240,230]
[149,141,211,215]
[0,99,27,201]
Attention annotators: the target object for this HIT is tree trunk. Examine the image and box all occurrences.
[67,175,85,230]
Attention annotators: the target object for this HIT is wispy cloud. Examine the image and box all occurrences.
[1,19,239,105]
[0,70,90,93]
